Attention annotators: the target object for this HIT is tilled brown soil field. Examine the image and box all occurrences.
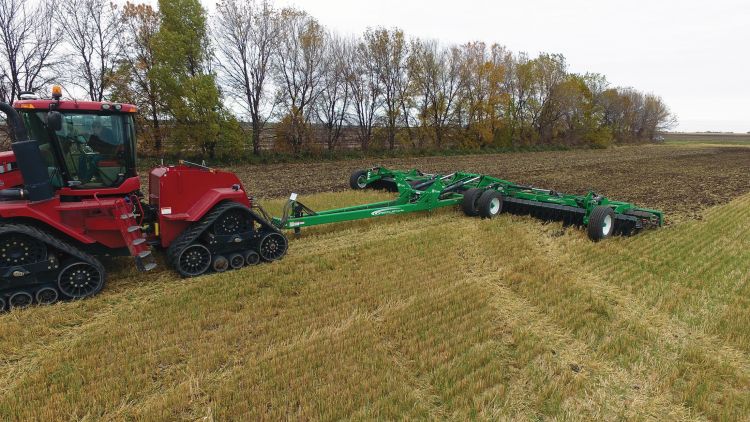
[226,144,750,222]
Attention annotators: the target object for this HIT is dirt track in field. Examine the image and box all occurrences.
[227,145,750,222]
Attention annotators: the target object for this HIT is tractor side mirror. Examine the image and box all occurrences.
[47,111,63,132]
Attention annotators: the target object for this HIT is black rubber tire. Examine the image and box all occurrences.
[587,206,616,241]
[478,190,503,219]
[349,170,369,190]
[461,188,483,216]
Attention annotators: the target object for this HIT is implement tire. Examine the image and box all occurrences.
[587,206,615,241]
[349,170,368,190]
[478,190,503,219]
[461,188,483,217]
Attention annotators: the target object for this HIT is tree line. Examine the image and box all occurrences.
[0,0,677,158]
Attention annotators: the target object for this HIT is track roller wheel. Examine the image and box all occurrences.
[587,206,615,241]
[258,232,288,261]
[213,209,253,236]
[36,287,59,305]
[244,250,260,266]
[57,262,104,299]
[478,190,503,219]
[349,170,368,190]
[0,233,47,267]
[9,291,33,309]
[461,188,483,217]
[229,253,245,269]
[176,244,212,277]
[212,255,229,272]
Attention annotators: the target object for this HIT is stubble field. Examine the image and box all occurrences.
[1,143,749,420]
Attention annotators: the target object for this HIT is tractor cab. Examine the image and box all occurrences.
[13,87,137,191]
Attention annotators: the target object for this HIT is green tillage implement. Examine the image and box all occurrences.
[271,167,663,241]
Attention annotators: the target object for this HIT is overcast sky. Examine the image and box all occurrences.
[262,0,748,133]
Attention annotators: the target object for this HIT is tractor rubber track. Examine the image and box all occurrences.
[166,201,285,274]
[0,223,106,309]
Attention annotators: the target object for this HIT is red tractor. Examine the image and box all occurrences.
[0,87,287,310]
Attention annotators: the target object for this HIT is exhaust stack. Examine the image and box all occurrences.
[0,102,54,202]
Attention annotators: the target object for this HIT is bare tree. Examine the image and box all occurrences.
[0,0,60,104]
[641,94,676,140]
[59,0,122,101]
[274,8,325,153]
[346,36,382,151]
[215,0,279,155]
[365,27,408,150]
[410,40,462,148]
[314,33,350,151]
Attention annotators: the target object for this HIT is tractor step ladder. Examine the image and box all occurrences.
[113,198,157,271]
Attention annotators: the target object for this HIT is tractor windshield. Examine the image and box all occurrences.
[21,111,136,188]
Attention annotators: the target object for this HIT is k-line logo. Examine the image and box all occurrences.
[371,207,404,216]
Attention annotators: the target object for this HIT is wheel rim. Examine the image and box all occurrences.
[36,287,59,305]
[58,262,104,299]
[212,255,229,272]
[489,198,501,215]
[0,234,47,267]
[259,232,288,261]
[357,175,367,189]
[229,253,245,269]
[214,209,252,235]
[177,244,212,277]
[244,250,260,266]
[9,291,33,309]
[602,215,613,236]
